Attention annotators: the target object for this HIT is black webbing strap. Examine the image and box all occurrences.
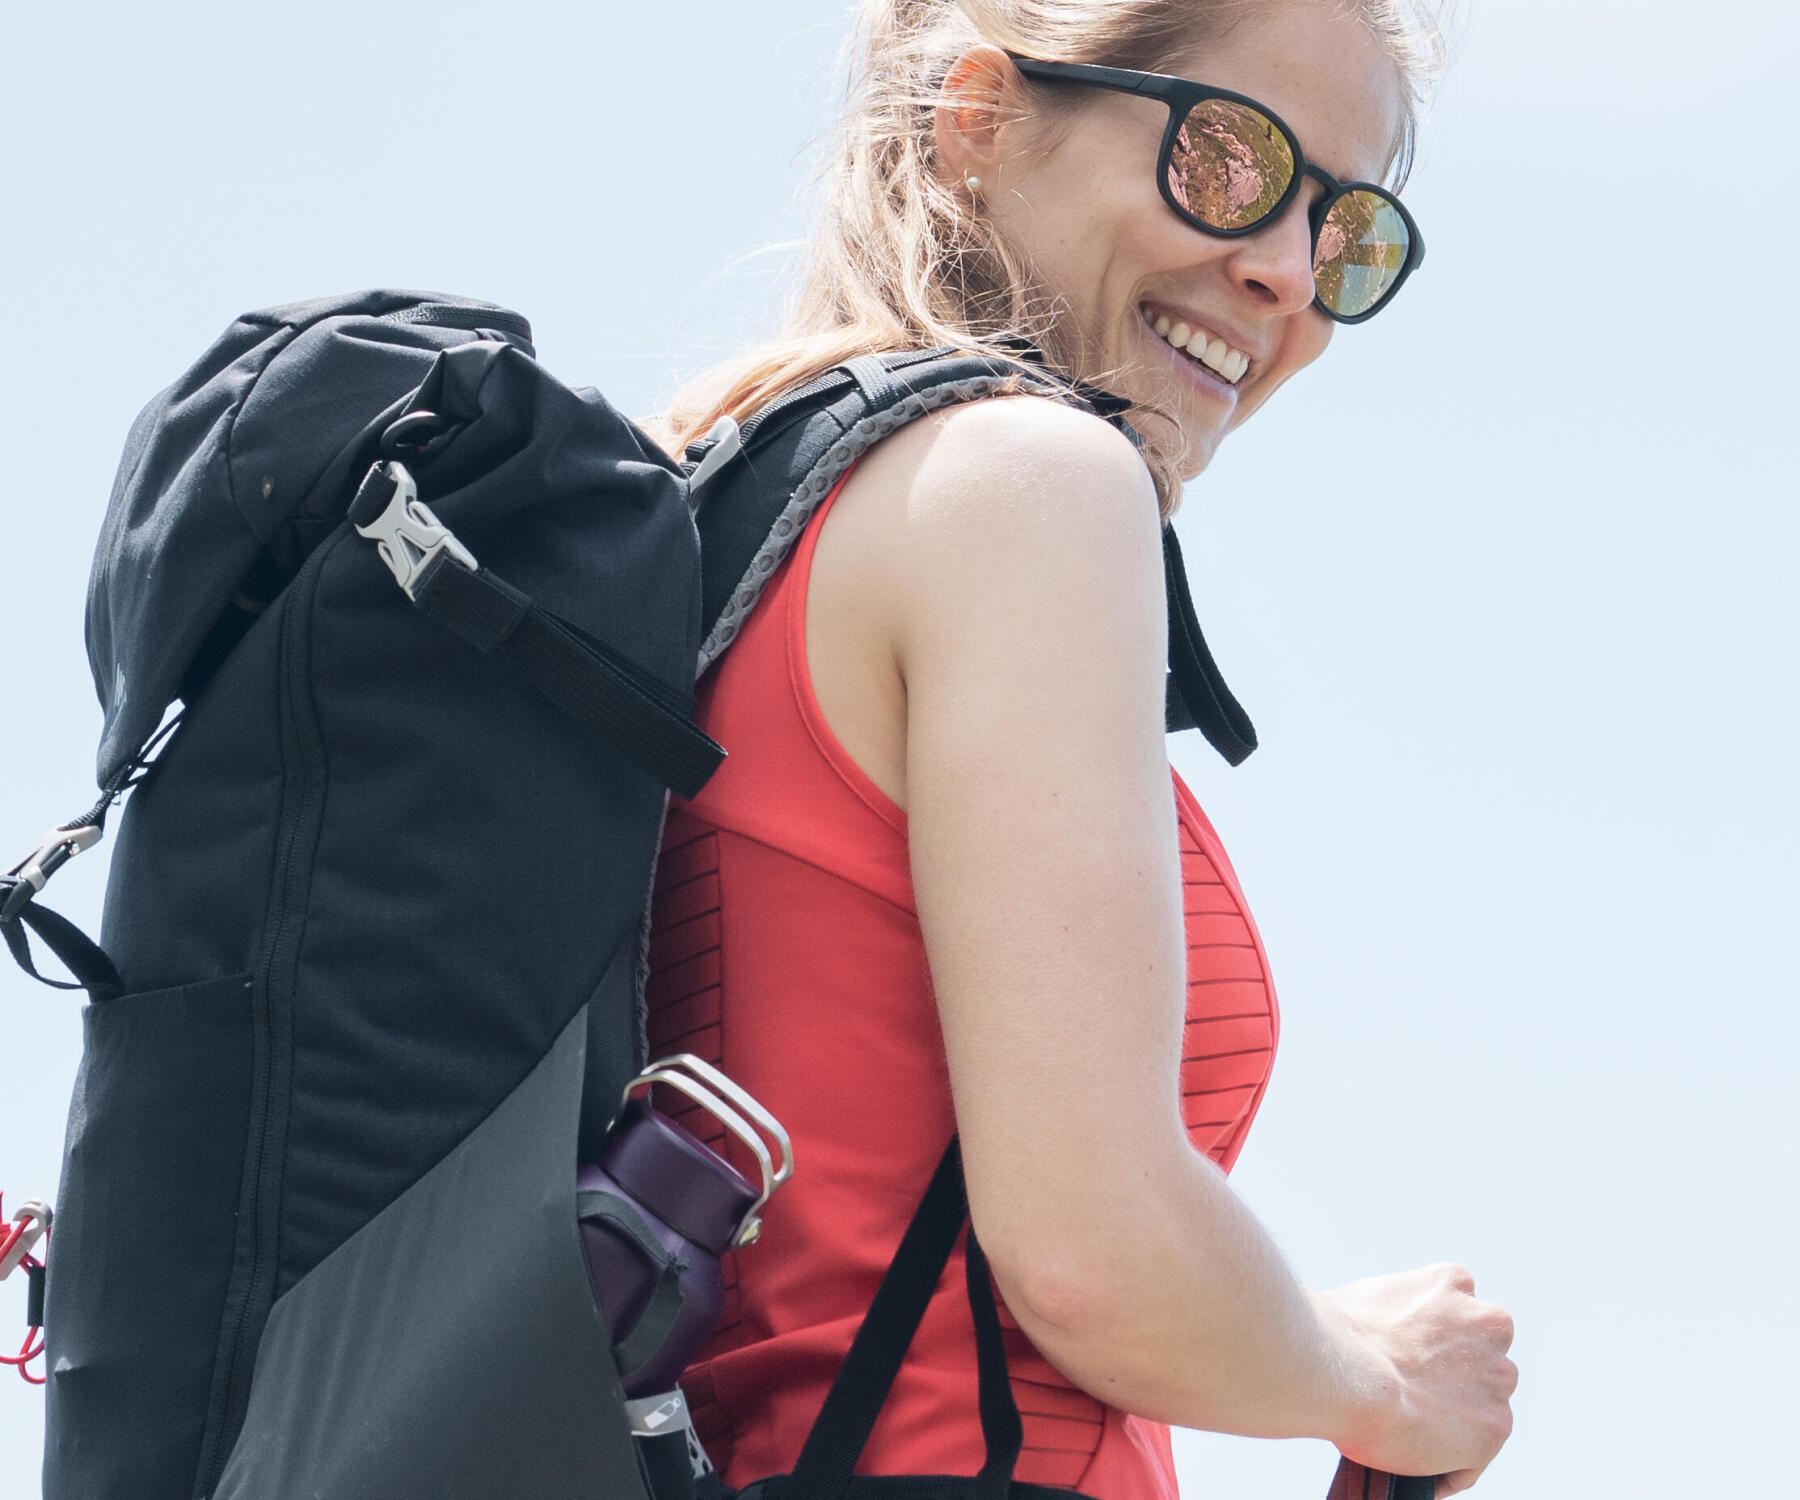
[840,355,906,411]
[1163,673,1194,735]
[0,763,153,998]
[576,1187,691,1380]
[1162,526,1257,765]
[961,1224,1022,1500]
[0,894,123,1001]
[348,462,725,801]
[411,557,724,801]
[786,1138,1022,1500]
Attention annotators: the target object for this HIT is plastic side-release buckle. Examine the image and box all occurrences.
[354,460,478,600]
[683,416,742,502]
[2,826,102,923]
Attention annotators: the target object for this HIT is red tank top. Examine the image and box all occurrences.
[646,470,1280,1499]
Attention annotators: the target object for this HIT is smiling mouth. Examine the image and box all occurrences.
[1139,303,1252,385]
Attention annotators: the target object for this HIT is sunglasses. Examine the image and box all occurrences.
[1009,58,1425,325]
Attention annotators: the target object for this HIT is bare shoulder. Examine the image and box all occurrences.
[803,391,1166,811]
[852,392,1154,540]
[827,394,1163,657]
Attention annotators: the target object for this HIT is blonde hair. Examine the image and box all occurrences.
[664,0,1445,515]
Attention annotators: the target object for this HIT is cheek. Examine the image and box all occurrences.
[1007,118,1172,319]
[1233,313,1334,430]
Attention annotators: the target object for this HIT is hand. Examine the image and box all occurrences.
[1312,1264,1517,1494]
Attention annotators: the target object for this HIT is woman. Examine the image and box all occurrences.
[642,1,1517,1497]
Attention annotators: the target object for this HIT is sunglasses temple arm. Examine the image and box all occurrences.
[1011,58,1176,102]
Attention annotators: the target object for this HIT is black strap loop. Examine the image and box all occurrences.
[786,1138,1023,1500]
[840,355,905,410]
[576,1188,691,1380]
[963,1227,1023,1500]
[0,895,122,1001]
[1163,526,1257,766]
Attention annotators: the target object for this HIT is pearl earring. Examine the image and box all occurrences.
[964,173,984,194]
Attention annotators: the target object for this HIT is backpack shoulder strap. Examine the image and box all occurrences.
[689,348,1257,766]
[689,348,1055,673]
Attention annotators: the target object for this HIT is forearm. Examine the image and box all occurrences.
[987,1139,1386,1446]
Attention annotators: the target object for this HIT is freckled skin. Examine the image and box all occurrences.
[945,0,1406,476]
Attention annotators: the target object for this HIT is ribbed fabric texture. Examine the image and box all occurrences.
[646,471,1279,1500]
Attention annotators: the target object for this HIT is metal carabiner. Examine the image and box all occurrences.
[623,1056,794,1248]
[2,826,102,921]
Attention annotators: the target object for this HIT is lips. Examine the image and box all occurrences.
[1139,302,1252,385]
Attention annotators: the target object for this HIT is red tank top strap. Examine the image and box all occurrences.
[779,461,906,835]
[678,462,916,912]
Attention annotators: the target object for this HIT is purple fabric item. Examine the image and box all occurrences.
[578,1101,761,1397]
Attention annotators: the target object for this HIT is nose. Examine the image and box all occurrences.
[1223,195,1318,316]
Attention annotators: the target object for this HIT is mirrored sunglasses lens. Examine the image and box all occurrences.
[1165,98,1295,230]
[1314,189,1410,318]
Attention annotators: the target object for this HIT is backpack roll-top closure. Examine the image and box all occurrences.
[86,291,537,794]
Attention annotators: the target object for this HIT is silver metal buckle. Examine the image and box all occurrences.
[623,1055,794,1249]
[354,461,478,600]
[6,825,103,897]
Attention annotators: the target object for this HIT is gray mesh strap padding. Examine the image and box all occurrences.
[697,374,1056,675]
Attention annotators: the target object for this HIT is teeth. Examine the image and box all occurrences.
[1145,307,1251,386]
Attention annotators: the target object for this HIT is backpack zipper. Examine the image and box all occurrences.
[191,526,343,1498]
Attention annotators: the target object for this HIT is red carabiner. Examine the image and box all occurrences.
[0,1193,51,1385]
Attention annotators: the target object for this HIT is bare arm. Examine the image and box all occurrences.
[854,396,1513,1485]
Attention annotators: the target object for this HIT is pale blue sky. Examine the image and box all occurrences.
[2,1,1795,1493]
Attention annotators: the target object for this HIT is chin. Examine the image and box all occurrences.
[1116,399,1220,485]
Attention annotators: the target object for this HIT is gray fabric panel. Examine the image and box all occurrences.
[213,1001,648,1500]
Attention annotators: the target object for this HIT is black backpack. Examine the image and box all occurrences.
[2,289,1415,1500]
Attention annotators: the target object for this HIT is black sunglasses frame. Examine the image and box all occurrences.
[1009,58,1426,325]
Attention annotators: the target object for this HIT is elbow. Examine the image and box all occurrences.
[980,1228,1138,1353]
[969,1139,1202,1360]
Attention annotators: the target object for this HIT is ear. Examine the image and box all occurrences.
[933,44,1022,189]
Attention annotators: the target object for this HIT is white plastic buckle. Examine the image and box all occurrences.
[685,415,742,500]
[0,1200,51,1281]
[354,461,478,600]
